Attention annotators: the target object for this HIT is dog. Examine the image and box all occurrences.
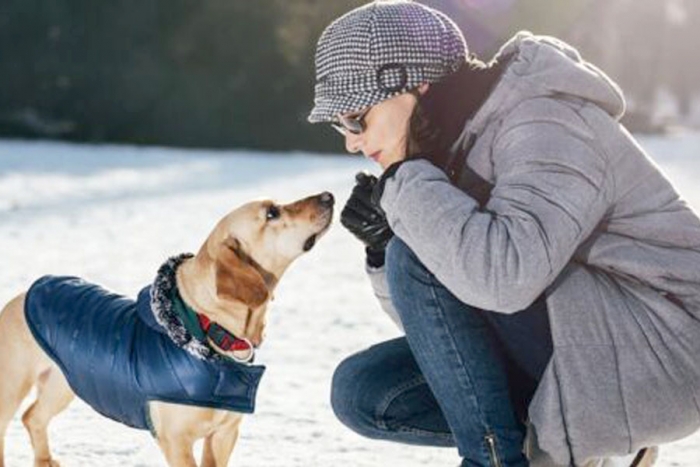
[0,192,334,467]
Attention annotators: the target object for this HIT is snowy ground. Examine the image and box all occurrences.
[1,133,699,466]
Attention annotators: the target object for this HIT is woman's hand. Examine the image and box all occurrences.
[340,172,394,265]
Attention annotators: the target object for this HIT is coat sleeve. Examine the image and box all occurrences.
[379,116,611,313]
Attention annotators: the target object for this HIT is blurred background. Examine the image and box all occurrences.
[0,0,698,153]
[3,2,700,465]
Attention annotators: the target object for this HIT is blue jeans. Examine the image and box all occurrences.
[332,238,552,467]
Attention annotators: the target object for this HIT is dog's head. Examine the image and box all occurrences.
[205,192,334,309]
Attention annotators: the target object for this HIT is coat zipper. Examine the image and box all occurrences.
[485,434,503,467]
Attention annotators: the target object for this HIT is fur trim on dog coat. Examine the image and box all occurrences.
[23,255,265,434]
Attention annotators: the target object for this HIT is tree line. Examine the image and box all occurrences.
[0,0,697,152]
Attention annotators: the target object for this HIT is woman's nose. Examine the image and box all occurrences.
[344,132,362,154]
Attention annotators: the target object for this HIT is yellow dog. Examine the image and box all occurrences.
[0,192,334,467]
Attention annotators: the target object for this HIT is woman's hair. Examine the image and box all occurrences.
[404,56,492,168]
[405,89,443,164]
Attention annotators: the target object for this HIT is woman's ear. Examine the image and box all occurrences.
[215,237,269,308]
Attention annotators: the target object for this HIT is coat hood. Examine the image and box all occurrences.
[466,32,626,136]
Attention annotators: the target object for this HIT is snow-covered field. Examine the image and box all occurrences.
[1,134,699,466]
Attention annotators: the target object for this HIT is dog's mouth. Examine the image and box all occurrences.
[303,210,333,252]
[303,234,318,252]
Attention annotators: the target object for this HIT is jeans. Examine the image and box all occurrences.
[332,238,553,467]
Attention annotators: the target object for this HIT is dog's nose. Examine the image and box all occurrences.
[318,191,334,207]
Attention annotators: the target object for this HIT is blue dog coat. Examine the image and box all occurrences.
[24,265,265,434]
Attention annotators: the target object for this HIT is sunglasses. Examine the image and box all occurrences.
[331,106,371,136]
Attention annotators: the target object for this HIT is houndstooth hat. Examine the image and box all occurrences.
[308,0,468,124]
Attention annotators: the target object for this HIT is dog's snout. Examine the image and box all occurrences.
[318,191,334,207]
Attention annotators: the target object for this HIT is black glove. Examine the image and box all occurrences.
[341,171,394,267]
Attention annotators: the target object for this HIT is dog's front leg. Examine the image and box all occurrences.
[150,402,200,467]
[157,435,197,467]
[200,416,243,467]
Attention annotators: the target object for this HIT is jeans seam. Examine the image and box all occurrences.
[424,272,493,435]
[374,375,454,440]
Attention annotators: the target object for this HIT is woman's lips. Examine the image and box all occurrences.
[367,151,382,161]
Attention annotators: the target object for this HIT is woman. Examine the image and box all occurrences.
[307,2,700,466]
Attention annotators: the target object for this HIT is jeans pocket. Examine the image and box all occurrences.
[484,433,503,467]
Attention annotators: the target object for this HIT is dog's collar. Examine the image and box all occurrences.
[198,315,254,360]
[150,253,254,363]
[171,293,255,364]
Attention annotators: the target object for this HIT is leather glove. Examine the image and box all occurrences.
[341,171,394,267]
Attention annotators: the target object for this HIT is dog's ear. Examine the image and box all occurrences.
[215,237,269,308]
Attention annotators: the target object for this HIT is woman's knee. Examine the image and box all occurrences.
[330,351,381,437]
[386,237,415,270]
[385,237,431,291]
[385,237,441,322]
[331,339,417,439]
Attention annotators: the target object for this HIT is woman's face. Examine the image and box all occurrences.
[340,84,428,170]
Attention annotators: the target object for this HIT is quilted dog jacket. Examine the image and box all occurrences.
[24,273,265,433]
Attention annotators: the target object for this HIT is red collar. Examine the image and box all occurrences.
[197,314,253,353]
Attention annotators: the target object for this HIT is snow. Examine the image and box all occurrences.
[1,134,699,466]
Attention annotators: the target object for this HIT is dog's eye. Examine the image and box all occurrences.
[266,205,281,221]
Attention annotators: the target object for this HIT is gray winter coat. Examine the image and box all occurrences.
[368,32,700,465]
